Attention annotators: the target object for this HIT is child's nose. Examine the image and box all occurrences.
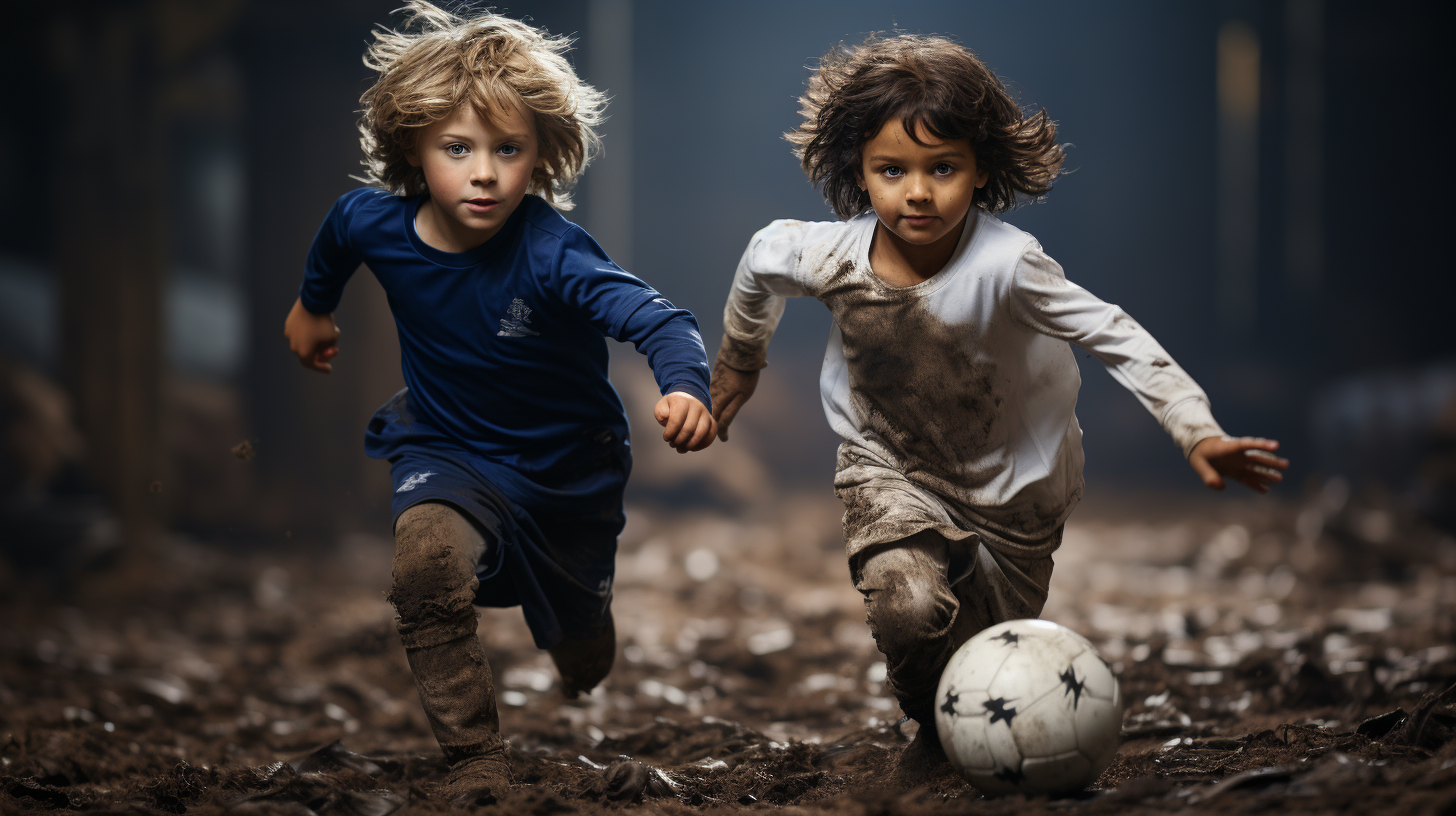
[906,175,931,201]
[471,157,496,184]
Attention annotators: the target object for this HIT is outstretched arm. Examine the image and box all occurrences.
[284,297,341,373]
[1008,246,1231,464]
[1189,435,1288,493]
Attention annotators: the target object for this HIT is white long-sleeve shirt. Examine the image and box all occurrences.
[721,209,1225,556]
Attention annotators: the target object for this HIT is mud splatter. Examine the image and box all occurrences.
[818,264,1003,478]
[1,487,1454,813]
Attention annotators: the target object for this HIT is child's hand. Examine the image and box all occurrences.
[1189,436,1289,493]
[654,392,716,453]
[284,297,341,373]
[709,358,759,442]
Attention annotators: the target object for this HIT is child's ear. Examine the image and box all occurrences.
[406,149,422,168]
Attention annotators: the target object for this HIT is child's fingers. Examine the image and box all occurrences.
[672,408,698,447]
[1190,454,1225,490]
[716,396,745,442]
[680,413,714,453]
[1239,436,1280,451]
[299,347,330,373]
[1234,460,1284,493]
[1246,449,1289,469]
[661,402,688,443]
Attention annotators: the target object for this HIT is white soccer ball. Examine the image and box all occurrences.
[934,618,1123,796]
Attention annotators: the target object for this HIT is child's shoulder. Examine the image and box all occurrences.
[753,215,863,246]
[746,215,867,274]
[328,187,407,230]
[514,195,593,249]
[972,208,1042,247]
[335,186,398,211]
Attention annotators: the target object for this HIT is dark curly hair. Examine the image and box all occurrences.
[788,34,1066,219]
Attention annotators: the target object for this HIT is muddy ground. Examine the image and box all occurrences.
[2,482,1454,815]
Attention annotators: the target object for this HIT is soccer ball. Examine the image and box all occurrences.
[934,618,1123,796]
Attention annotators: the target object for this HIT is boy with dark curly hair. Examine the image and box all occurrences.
[710,34,1287,774]
[283,1,715,803]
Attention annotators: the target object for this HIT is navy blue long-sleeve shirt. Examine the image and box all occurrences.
[300,189,711,506]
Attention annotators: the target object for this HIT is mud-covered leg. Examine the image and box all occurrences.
[946,535,1056,648]
[548,609,616,698]
[854,530,960,727]
[854,530,961,782]
[388,502,509,801]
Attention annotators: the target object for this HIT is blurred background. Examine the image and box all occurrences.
[1,0,1451,579]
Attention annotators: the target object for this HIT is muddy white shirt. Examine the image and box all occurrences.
[720,210,1224,556]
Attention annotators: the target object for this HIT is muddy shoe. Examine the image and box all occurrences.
[549,613,616,699]
[891,721,956,789]
[441,746,511,808]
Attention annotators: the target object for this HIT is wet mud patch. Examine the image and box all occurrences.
[819,260,1003,481]
[2,486,1455,813]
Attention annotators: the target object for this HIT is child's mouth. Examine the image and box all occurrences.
[903,214,936,227]
[466,198,498,212]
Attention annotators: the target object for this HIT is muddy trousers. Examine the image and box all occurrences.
[388,502,616,765]
[853,529,1056,727]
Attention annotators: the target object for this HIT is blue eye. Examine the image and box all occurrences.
[446,143,468,156]
[884,166,903,178]
[499,144,518,156]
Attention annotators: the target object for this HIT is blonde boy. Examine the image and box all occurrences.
[284,2,715,802]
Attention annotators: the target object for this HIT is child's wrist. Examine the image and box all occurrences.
[714,335,768,372]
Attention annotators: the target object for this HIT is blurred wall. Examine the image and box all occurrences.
[0,0,1448,545]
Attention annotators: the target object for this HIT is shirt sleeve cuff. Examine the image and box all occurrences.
[716,333,769,372]
[1164,397,1226,458]
[298,287,338,315]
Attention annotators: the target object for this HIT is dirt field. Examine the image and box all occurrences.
[2,482,1454,815]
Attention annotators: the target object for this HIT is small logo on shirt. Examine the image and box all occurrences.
[497,298,540,337]
[396,471,437,492]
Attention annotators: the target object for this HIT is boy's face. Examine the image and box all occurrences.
[857,119,987,250]
[407,102,540,250]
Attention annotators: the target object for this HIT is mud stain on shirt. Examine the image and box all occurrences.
[817,263,1001,480]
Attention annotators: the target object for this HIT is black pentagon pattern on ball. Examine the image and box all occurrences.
[993,764,1025,785]
[992,630,1020,647]
[1059,666,1085,709]
[940,689,960,717]
[983,696,1017,725]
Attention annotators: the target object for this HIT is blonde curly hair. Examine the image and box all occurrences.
[357,1,606,209]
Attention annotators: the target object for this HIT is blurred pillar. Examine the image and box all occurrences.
[586,0,634,268]
[50,7,166,570]
[1215,19,1261,339]
[1283,0,1324,303]
[237,2,402,538]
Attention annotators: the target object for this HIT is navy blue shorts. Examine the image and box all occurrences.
[387,448,621,649]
